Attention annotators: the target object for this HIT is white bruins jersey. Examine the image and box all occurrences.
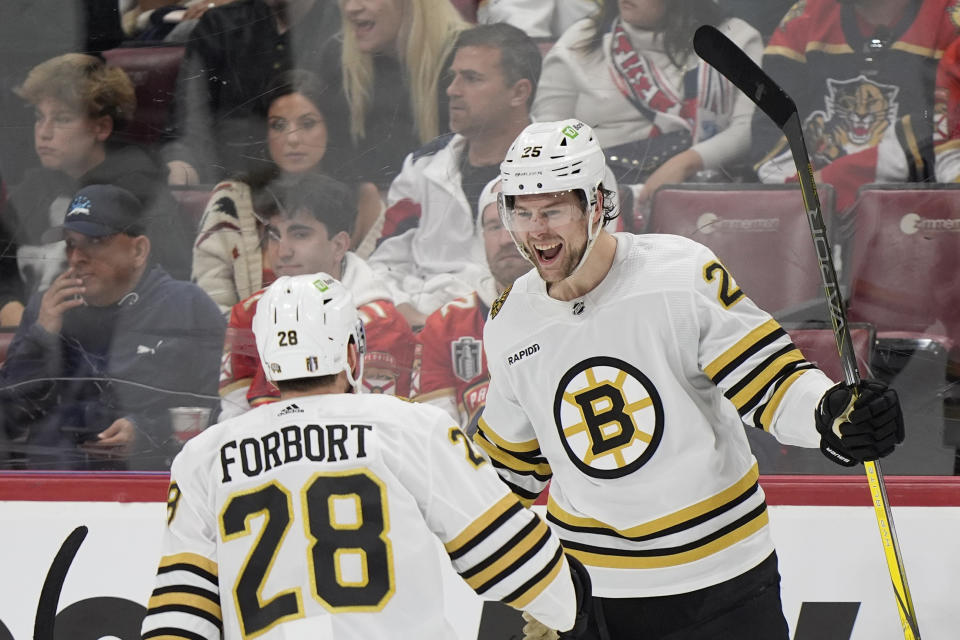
[475,233,833,598]
[142,394,576,639]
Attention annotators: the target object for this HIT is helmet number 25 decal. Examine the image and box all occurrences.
[520,145,542,158]
[553,356,663,478]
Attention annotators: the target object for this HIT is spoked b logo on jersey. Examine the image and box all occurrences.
[553,356,664,478]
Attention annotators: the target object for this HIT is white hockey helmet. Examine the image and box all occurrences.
[252,273,366,391]
[498,119,610,267]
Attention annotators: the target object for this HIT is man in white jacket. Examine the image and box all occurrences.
[367,23,541,328]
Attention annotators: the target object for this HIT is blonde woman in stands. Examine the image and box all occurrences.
[0,53,193,327]
[192,70,386,314]
[319,0,469,190]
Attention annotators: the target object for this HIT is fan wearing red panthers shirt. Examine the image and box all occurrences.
[412,179,529,434]
[219,174,414,419]
[753,0,960,210]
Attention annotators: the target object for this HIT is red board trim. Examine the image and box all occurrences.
[1,472,959,506]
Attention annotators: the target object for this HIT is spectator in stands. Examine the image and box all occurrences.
[163,0,341,185]
[935,36,960,183]
[219,173,414,419]
[532,0,761,201]
[412,178,528,433]
[192,70,384,314]
[477,0,595,41]
[319,0,469,190]
[752,0,960,211]
[0,184,224,471]
[0,53,194,328]
[368,23,540,328]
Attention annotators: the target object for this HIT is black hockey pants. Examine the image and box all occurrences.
[579,552,790,640]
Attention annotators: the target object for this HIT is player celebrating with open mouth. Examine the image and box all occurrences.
[476,119,906,639]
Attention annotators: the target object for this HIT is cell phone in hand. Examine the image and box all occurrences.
[60,425,101,444]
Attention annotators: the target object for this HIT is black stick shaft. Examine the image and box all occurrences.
[781,112,860,386]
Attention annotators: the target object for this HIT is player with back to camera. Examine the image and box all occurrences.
[474,119,905,639]
[141,272,595,639]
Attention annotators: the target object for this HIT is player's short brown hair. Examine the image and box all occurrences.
[16,53,137,130]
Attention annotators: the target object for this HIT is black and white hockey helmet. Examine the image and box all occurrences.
[498,119,609,266]
[252,273,366,391]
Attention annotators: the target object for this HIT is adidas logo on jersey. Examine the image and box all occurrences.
[278,403,304,416]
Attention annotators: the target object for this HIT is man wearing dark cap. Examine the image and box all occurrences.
[0,184,225,470]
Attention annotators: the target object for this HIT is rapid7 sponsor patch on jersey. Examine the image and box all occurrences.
[507,343,540,365]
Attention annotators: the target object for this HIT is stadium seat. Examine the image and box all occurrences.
[787,325,874,384]
[170,186,212,228]
[846,184,960,342]
[102,45,185,146]
[844,184,960,474]
[647,184,837,319]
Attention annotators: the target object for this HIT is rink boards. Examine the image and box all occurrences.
[0,473,957,640]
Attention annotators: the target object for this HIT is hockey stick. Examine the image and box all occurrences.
[693,25,921,640]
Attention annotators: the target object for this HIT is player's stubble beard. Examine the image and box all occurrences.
[530,236,587,285]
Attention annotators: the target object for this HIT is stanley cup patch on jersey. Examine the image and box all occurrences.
[452,336,483,382]
[553,356,664,479]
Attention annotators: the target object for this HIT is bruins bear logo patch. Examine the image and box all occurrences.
[489,284,512,320]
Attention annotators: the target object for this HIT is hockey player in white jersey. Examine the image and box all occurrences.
[141,273,594,639]
[475,119,905,639]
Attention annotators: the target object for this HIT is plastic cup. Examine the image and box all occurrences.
[169,406,211,443]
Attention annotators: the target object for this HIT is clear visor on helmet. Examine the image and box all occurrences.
[498,190,588,233]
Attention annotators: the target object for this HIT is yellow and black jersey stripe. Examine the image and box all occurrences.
[473,418,552,506]
[560,506,768,570]
[547,465,767,570]
[141,552,221,640]
[705,319,817,431]
[445,494,565,608]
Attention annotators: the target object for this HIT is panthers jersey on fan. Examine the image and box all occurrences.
[142,394,577,639]
[754,0,960,209]
[475,233,834,598]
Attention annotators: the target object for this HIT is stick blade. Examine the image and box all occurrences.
[693,24,797,129]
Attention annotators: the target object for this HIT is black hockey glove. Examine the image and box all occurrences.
[559,554,595,639]
[815,380,905,467]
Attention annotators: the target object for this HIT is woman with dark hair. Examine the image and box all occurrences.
[192,69,382,314]
[532,0,762,202]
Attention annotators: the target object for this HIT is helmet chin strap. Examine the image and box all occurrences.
[568,197,604,279]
